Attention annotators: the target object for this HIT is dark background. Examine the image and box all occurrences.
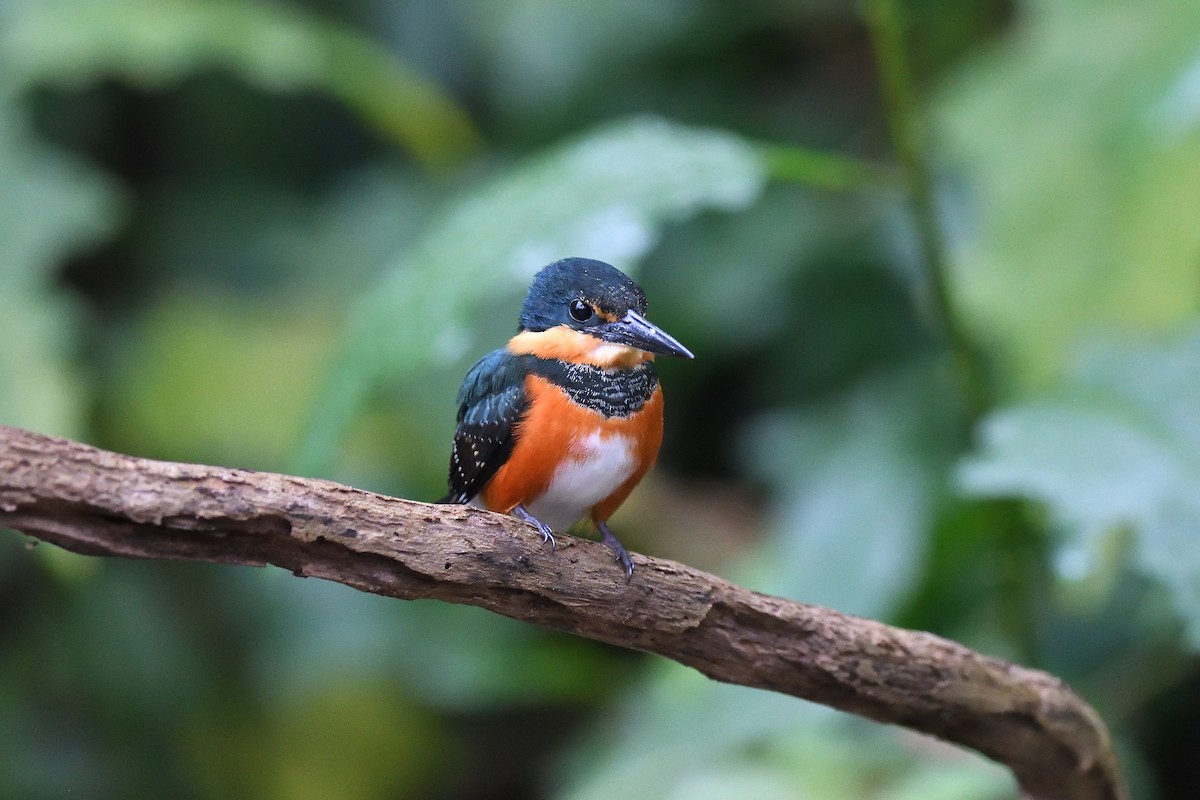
[3,1,1199,798]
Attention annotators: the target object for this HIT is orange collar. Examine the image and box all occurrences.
[507,327,654,369]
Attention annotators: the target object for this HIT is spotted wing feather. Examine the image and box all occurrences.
[446,349,530,504]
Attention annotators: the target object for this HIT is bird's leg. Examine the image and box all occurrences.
[512,505,556,551]
[597,521,634,579]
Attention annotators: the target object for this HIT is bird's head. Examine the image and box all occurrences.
[515,258,694,365]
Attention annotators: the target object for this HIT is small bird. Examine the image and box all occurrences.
[444,257,694,577]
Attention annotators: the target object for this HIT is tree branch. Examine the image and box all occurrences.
[0,425,1124,800]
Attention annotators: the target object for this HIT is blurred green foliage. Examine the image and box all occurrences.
[938,0,1200,387]
[1,0,1199,799]
[962,327,1200,647]
[2,0,480,166]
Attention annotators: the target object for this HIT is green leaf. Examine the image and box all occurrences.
[556,668,1010,800]
[0,0,480,168]
[0,99,121,437]
[0,288,86,438]
[0,97,120,288]
[459,0,695,113]
[743,364,957,618]
[102,293,339,469]
[960,326,1200,647]
[936,0,1200,386]
[758,142,899,191]
[657,765,800,800]
[184,677,446,800]
[296,116,766,473]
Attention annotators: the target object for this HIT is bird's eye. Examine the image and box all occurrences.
[569,299,593,322]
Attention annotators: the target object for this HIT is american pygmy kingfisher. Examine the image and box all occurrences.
[444,257,694,577]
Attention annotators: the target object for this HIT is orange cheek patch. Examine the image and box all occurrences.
[508,327,652,369]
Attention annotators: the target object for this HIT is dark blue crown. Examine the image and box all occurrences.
[519,258,647,332]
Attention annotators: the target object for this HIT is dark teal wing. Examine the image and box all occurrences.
[445,349,530,503]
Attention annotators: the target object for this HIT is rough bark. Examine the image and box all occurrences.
[0,424,1125,800]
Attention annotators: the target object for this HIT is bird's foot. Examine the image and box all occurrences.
[597,521,634,579]
[513,505,556,551]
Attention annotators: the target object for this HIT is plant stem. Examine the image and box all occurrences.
[862,0,989,424]
[757,142,900,191]
[862,0,1047,666]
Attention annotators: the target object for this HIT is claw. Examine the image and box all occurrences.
[597,521,634,579]
[513,505,556,551]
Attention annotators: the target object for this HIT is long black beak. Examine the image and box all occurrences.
[597,309,694,359]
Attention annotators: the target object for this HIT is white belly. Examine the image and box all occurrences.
[526,431,636,531]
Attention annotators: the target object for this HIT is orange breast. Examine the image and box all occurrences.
[480,375,664,525]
